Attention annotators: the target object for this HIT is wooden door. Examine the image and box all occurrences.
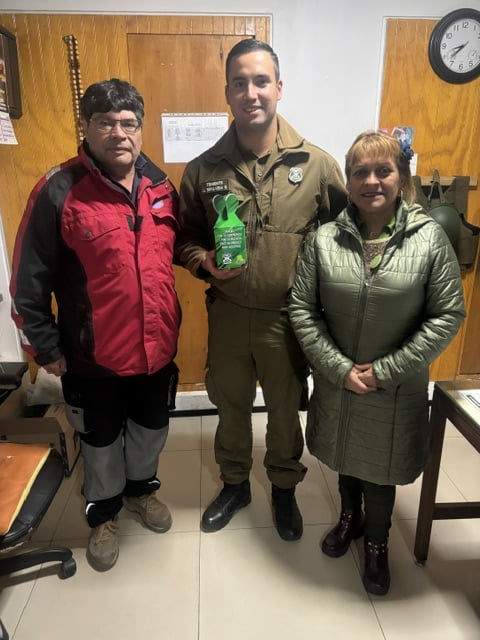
[128,34,251,389]
[379,18,480,380]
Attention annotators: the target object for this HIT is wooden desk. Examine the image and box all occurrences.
[414,380,480,565]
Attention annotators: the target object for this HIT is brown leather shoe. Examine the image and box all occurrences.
[363,537,390,595]
[321,510,364,557]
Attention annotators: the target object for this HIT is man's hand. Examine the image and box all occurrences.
[202,250,245,281]
[44,356,67,377]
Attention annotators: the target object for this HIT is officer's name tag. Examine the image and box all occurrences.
[201,180,229,195]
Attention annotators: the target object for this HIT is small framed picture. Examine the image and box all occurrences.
[0,26,22,119]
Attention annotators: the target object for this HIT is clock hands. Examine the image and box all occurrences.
[447,42,468,60]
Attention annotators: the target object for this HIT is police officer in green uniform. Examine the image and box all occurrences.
[177,39,347,540]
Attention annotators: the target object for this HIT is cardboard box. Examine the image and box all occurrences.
[0,403,80,476]
[0,370,30,419]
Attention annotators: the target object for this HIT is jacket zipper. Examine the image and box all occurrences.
[333,222,401,468]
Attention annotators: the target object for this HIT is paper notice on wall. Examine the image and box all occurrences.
[161,113,228,163]
[0,111,17,144]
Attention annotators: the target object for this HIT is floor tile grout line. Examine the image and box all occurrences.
[441,467,471,502]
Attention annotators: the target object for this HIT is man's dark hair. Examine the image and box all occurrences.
[80,78,144,125]
[226,39,280,82]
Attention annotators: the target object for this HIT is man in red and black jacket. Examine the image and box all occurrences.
[10,78,180,572]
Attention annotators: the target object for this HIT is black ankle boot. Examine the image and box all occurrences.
[201,480,251,532]
[363,537,390,595]
[321,510,364,558]
[271,485,303,541]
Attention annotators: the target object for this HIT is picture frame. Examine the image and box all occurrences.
[0,26,22,119]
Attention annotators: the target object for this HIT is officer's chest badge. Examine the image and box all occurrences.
[288,167,303,184]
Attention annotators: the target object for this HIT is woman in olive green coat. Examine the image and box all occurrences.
[289,131,465,596]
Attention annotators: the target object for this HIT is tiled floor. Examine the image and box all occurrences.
[0,411,479,639]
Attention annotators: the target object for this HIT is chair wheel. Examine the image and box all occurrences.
[60,557,77,579]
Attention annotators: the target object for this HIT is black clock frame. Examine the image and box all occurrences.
[428,7,480,84]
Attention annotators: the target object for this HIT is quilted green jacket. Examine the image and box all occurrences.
[289,202,466,485]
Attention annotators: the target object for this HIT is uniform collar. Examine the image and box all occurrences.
[205,114,306,164]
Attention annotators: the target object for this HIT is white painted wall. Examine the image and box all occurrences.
[0,0,470,360]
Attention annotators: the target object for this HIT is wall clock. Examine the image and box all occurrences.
[428,8,480,84]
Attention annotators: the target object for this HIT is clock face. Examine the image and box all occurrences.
[429,9,480,83]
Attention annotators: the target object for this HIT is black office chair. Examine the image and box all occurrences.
[0,365,76,640]
[0,447,76,639]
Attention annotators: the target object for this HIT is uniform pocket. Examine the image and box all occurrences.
[62,375,89,433]
[166,361,179,411]
[249,230,305,307]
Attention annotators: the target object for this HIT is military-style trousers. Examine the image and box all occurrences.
[205,296,308,489]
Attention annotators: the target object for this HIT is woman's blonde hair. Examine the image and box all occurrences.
[345,131,416,205]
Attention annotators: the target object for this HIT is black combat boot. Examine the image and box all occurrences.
[271,485,303,541]
[201,480,251,532]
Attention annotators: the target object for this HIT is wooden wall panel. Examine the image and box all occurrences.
[124,15,269,38]
[0,13,130,262]
[380,18,480,380]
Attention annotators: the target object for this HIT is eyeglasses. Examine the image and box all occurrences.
[89,117,141,134]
